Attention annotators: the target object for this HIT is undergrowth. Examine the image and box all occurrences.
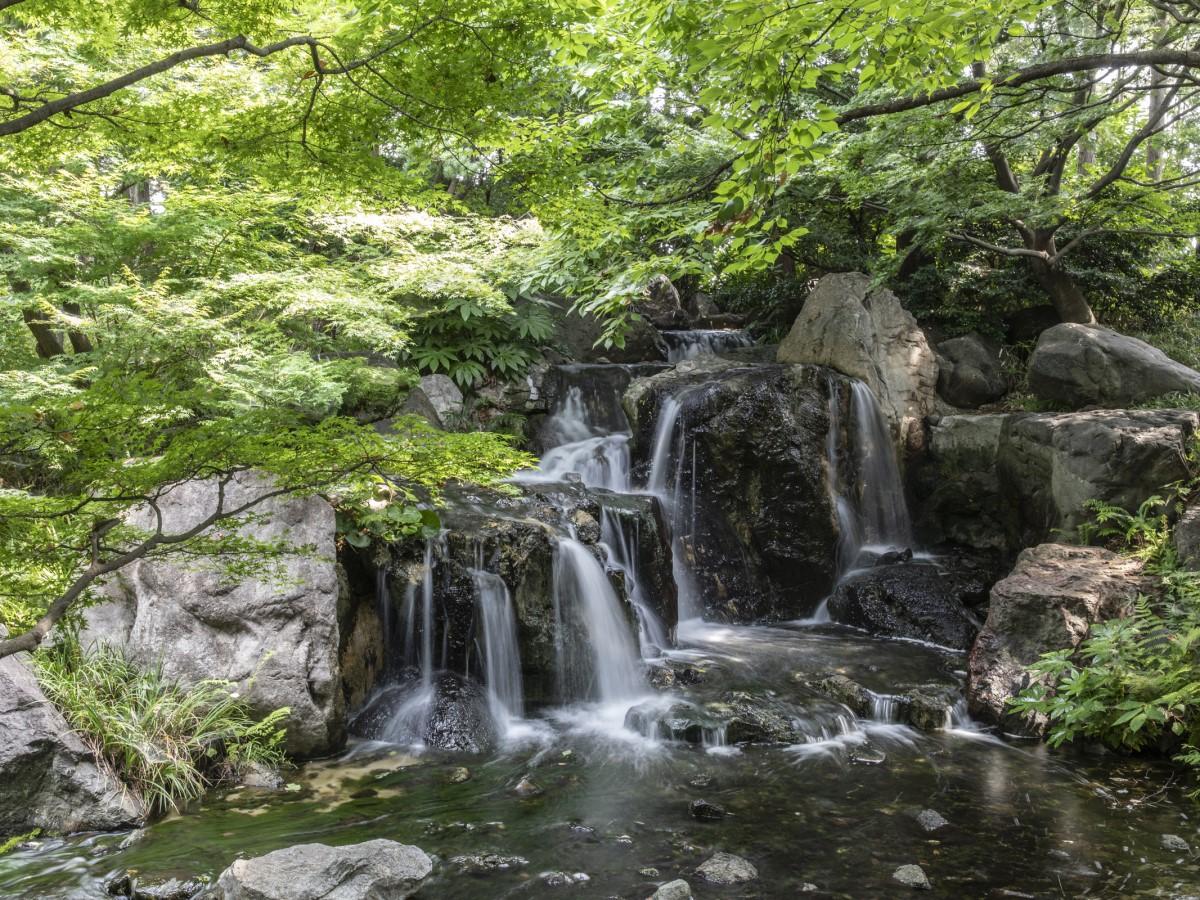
[34,642,289,815]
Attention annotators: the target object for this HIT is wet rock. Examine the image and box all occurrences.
[826,561,982,650]
[569,507,601,544]
[905,686,959,731]
[240,763,284,790]
[450,853,529,875]
[892,863,931,889]
[850,745,887,765]
[591,489,679,633]
[777,272,937,455]
[445,767,471,784]
[625,360,838,620]
[798,673,872,716]
[920,410,1199,553]
[81,472,344,757]
[1028,323,1200,408]
[214,839,432,899]
[937,334,1006,408]
[718,692,803,744]
[639,867,661,878]
[650,879,694,900]
[641,274,691,329]
[543,871,591,887]
[105,875,205,899]
[1162,834,1191,853]
[968,544,1152,735]
[915,809,949,832]
[625,701,724,744]
[695,851,758,885]
[514,775,544,797]
[689,799,727,821]
[353,672,496,753]
[0,628,142,835]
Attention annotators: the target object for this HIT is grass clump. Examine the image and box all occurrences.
[34,642,289,815]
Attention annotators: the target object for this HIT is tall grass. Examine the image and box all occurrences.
[34,642,289,815]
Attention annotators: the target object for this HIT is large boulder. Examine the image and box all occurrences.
[936,334,1007,408]
[640,274,691,329]
[1027,324,1200,408]
[553,308,667,364]
[967,544,1151,735]
[82,474,345,757]
[776,272,937,455]
[0,636,142,835]
[215,839,432,900]
[625,357,837,620]
[919,410,1200,553]
[826,560,986,651]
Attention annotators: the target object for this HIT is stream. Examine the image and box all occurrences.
[3,331,1200,898]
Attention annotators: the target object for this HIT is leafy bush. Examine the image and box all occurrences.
[34,642,289,815]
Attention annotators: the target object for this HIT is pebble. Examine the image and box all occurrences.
[449,853,529,875]
[915,809,949,832]
[650,879,694,900]
[445,767,471,784]
[689,799,727,821]
[1162,834,1191,853]
[892,864,931,890]
[543,871,590,887]
[639,867,660,878]
[695,851,758,885]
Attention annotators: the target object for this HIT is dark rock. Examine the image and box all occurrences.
[624,701,723,744]
[543,871,590,887]
[689,799,727,821]
[967,544,1151,735]
[214,839,432,900]
[0,629,142,835]
[1174,503,1200,569]
[937,334,1007,408]
[625,359,838,620]
[351,672,496,753]
[875,548,913,566]
[826,561,982,650]
[552,307,668,364]
[641,274,691,329]
[905,686,958,731]
[920,410,1200,553]
[105,875,205,899]
[1028,323,1200,408]
[695,852,758,885]
[892,864,931,890]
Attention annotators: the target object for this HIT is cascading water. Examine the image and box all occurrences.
[662,329,753,362]
[825,378,865,576]
[522,384,632,491]
[471,568,525,724]
[849,381,913,549]
[551,538,642,703]
[599,506,670,654]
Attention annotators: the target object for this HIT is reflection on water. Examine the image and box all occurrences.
[3,622,1199,898]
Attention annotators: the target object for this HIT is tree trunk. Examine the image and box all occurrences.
[62,302,93,354]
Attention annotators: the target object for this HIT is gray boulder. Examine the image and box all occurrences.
[82,473,344,757]
[695,852,757,885]
[215,839,432,899]
[1028,323,1200,408]
[417,374,464,425]
[641,274,690,329]
[777,272,938,454]
[967,544,1151,735]
[1174,503,1200,569]
[920,410,1200,553]
[651,879,694,900]
[0,637,142,835]
[892,864,931,890]
[936,334,1006,408]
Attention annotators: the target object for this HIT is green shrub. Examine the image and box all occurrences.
[34,642,289,815]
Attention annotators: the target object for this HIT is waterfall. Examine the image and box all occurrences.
[471,569,525,723]
[848,382,913,548]
[662,329,753,362]
[517,384,633,491]
[599,506,670,654]
[825,379,865,576]
[551,538,642,703]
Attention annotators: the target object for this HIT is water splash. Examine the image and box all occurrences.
[662,329,753,362]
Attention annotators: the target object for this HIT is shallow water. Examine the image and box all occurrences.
[4,622,1199,899]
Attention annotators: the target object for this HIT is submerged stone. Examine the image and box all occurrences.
[695,851,758,885]
[915,809,949,832]
[892,864,932,890]
[650,879,694,900]
[450,853,529,875]
[1162,834,1191,853]
[514,775,544,797]
[689,799,727,821]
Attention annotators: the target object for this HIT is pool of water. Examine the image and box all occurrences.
[3,623,1199,898]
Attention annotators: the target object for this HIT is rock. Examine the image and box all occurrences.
[416,374,464,424]
[513,775,544,797]
[937,334,1007,408]
[687,291,720,320]
[650,879,694,900]
[695,851,758,885]
[905,686,958,731]
[1161,834,1191,853]
[826,561,982,650]
[553,306,668,364]
[350,671,497,753]
[1028,323,1200,408]
[398,385,445,429]
[240,762,284,790]
[450,853,529,874]
[624,701,724,744]
[776,272,937,455]
[689,799,727,821]
[0,629,142,835]
[625,359,838,620]
[967,544,1152,734]
[915,809,949,832]
[105,875,205,899]
[641,274,690,329]
[543,871,590,887]
[920,410,1200,553]
[81,472,343,757]
[214,839,432,900]
[893,864,931,889]
[445,767,471,784]
[1175,503,1200,569]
